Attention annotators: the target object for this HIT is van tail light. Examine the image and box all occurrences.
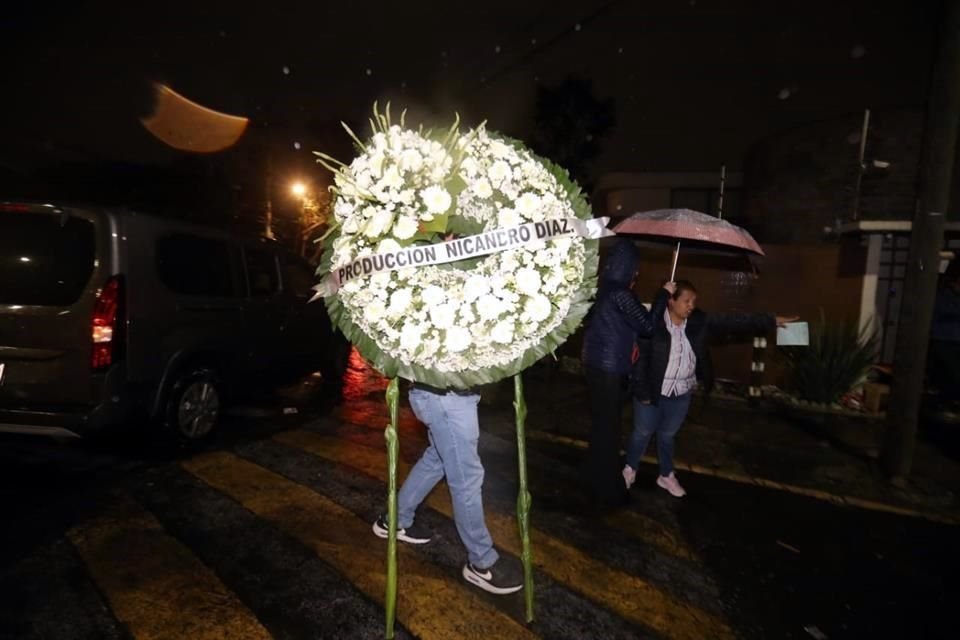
[91,276,124,370]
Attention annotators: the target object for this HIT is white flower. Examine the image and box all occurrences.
[399,149,423,173]
[419,185,452,215]
[392,215,419,240]
[525,294,552,322]
[445,326,471,352]
[421,285,446,307]
[488,160,511,185]
[515,268,542,295]
[476,294,504,320]
[515,192,541,217]
[363,209,395,238]
[388,288,413,317]
[497,207,521,228]
[492,320,514,343]
[364,300,387,323]
[379,165,404,191]
[429,303,457,329]
[463,275,489,302]
[377,238,402,254]
[472,179,493,199]
[400,323,423,352]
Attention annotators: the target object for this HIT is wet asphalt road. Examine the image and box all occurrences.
[1,356,957,639]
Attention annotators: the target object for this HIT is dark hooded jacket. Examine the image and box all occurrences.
[581,240,668,374]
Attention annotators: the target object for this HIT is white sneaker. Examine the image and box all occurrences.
[656,472,686,498]
[622,465,636,490]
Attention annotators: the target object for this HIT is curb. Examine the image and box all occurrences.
[525,429,960,526]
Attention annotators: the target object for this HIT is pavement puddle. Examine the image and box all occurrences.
[276,428,734,640]
[68,495,271,640]
[181,451,537,640]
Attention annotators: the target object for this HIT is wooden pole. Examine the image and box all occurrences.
[881,0,960,479]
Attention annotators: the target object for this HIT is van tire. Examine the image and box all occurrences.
[162,367,222,443]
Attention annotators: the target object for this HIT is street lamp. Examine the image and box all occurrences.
[291,181,307,198]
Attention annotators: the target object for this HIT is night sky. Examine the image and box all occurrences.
[0,0,941,210]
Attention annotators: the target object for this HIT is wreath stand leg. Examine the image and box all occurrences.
[514,374,535,622]
[384,378,400,639]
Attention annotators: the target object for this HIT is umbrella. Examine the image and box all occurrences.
[613,208,764,281]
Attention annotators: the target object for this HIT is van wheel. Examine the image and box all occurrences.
[164,368,222,442]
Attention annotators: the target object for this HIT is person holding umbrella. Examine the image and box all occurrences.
[623,279,798,497]
[581,239,675,506]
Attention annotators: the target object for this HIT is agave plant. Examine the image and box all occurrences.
[780,310,879,405]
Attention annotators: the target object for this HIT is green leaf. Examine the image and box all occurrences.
[446,215,485,237]
[419,213,449,234]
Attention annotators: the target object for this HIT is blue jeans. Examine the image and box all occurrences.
[397,388,498,569]
[625,393,692,477]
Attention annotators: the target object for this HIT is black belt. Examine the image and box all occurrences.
[412,382,476,396]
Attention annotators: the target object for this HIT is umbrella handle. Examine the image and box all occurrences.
[669,240,680,282]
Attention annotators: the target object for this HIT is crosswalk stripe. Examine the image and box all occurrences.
[275,429,734,640]
[68,495,272,640]
[181,451,538,640]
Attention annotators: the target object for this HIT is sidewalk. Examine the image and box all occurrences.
[484,365,960,525]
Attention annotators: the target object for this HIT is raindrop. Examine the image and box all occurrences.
[585,134,594,142]
[851,45,866,59]
[282,66,290,75]
[293,141,301,150]
[616,204,623,211]
[495,45,501,53]
[219,30,226,38]
[574,23,581,31]
[366,68,373,76]
[778,88,791,100]
[441,50,447,57]
[618,47,624,54]
[401,81,407,88]
[531,38,537,45]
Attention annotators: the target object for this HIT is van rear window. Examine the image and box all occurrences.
[0,212,96,306]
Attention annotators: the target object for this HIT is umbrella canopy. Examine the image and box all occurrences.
[613,208,764,281]
[613,208,764,256]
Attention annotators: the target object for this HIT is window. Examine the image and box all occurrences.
[0,211,95,306]
[245,249,279,297]
[156,234,236,297]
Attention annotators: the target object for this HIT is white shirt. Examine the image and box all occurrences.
[661,309,697,397]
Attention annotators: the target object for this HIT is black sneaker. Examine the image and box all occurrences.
[371,515,433,544]
[462,559,524,595]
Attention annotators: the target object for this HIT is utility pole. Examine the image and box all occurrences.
[881,0,960,479]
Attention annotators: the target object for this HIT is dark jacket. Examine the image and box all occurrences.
[631,307,775,404]
[582,239,668,374]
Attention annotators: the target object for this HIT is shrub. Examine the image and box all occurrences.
[780,310,878,405]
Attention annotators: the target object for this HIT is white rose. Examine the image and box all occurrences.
[392,215,419,240]
[476,293,503,320]
[492,320,514,344]
[525,294,552,322]
[515,268,542,296]
[421,285,446,307]
[363,208,395,238]
[515,192,541,217]
[497,207,521,228]
[399,323,423,352]
[444,326,471,352]
[388,288,413,317]
[462,275,489,302]
[429,302,457,329]
[364,300,386,323]
[420,186,452,215]
[341,216,361,234]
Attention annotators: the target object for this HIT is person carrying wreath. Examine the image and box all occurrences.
[623,279,797,497]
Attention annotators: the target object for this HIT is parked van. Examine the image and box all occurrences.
[0,202,347,442]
